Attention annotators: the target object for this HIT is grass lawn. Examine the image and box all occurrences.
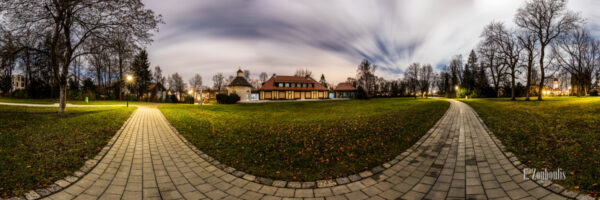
[0,97,160,105]
[0,106,136,198]
[0,97,56,104]
[160,98,449,181]
[460,97,600,196]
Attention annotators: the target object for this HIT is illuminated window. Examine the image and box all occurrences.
[285,83,289,87]
[278,83,283,87]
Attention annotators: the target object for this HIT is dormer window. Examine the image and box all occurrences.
[278,83,283,87]
[285,83,290,87]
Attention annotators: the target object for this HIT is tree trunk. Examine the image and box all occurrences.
[511,69,516,101]
[118,56,123,100]
[538,48,545,101]
[59,84,66,113]
[525,56,532,101]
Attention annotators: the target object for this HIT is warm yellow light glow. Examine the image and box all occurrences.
[455,85,459,91]
[188,90,193,94]
[126,75,133,82]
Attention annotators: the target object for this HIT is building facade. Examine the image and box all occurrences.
[12,74,25,91]
[227,69,253,101]
[334,82,357,98]
[259,75,329,100]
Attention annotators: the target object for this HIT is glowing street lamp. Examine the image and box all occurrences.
[126,75,133,107]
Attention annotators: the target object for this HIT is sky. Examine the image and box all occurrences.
[143,0,600,86]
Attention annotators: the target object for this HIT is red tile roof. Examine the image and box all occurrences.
[334,82,357,91]
[259,76,328,91]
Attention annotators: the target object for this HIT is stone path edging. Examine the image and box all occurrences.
[161,104,447,190]
[17,108,139,200]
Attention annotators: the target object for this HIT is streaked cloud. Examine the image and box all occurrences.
[143,0,599,86]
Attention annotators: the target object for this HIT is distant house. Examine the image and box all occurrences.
[227,69,253,101]
[12,74,25,91]
[259,75,329,100]
[334,82,357,98]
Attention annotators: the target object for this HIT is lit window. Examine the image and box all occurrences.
[285,83,289,87]
[278,83,283,87]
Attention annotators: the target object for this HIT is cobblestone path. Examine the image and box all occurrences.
[40,101,584,200]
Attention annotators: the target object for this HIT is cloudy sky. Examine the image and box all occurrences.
[143,0,600,86]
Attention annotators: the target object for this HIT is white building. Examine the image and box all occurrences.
[226,69,253,101]
[12,74,25,91]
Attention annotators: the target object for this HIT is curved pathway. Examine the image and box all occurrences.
[25,100,588,200]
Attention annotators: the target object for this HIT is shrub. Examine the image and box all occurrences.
[589,90,598,96]
[216,93,240,104]
[12,89,28,98]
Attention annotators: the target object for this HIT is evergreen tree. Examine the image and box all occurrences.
[319,74,328,88]
[130,50,152,100]
[463,50,478,94]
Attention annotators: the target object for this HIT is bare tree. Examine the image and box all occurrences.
[419,64,434,98]
[259,72,269,84]
[153,66,165,86]
[480,24,509,98]
[517,30,539,101]
[212,73,224,92]
[552,27,600,96]
[169,73,185,101]
[294,68,312,78]
[0,0,162,112]
[357,59,377,97]
[189,73,203,100]
[405,63,420,99]
[489,22,523,100]
[515,0,581,100]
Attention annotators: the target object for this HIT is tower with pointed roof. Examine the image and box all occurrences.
[227,68,253,101]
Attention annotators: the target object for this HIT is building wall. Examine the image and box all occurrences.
[227,86,252,101]
[259,90,328,100]
[12,75,25,91]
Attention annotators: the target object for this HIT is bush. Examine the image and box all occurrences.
[12,89,28,98]
[216,93,241,104]
[589,90,598,96]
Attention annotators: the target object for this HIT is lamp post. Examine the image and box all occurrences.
[454,85,459,98]
[126,75,133,107]
[188,89,193,104]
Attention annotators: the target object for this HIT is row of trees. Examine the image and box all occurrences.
[412,0,599,100]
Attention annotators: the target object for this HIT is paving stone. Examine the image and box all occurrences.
[19,103,576,200]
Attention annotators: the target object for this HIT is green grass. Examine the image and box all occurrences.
[460,97,600,197]
[160,98,449,181]
[67,100,158,105]
[0,97,160,105]
[0,97,56,104]
[0,106,136,198]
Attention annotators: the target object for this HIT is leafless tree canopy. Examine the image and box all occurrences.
[514,0,581,100]
[552,27,600,96]
[0,0,163,112]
